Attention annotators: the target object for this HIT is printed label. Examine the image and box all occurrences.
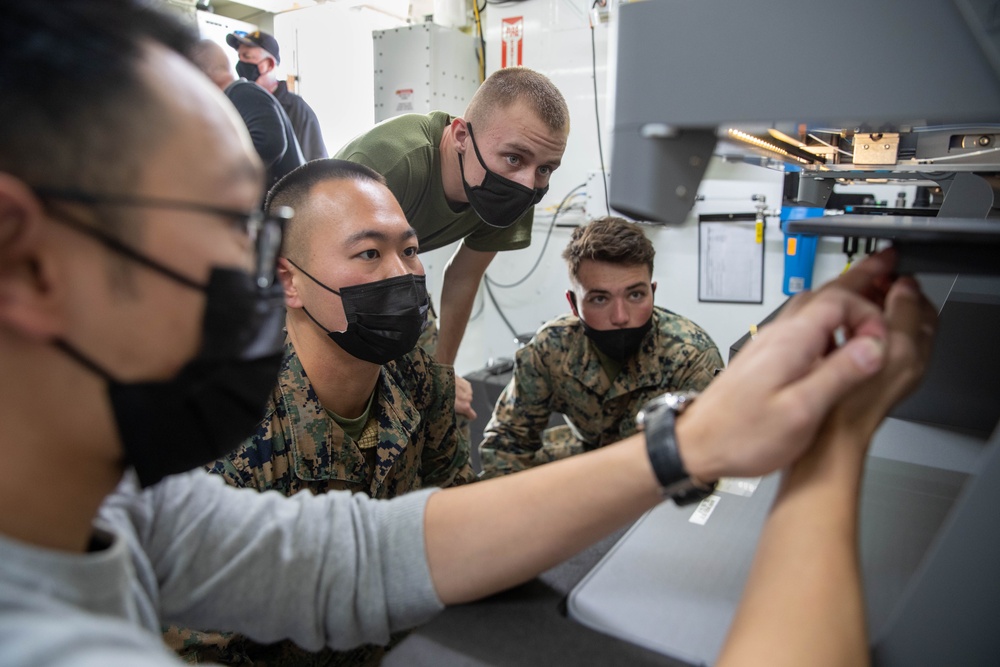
[689,494,721,525]
[394,88,414,113]
[716,477,762,497]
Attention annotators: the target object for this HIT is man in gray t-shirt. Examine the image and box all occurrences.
[0,4,936,667]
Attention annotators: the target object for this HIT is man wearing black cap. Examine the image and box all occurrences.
[191,39,304,190]
[227,29,328,162]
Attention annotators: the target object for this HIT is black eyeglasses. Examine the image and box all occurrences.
[32,187,293,289]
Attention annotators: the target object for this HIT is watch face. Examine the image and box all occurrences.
[638,391,700,428]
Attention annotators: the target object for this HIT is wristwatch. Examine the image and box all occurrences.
[636,391,718,506]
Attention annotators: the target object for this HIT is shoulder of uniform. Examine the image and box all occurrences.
[385,346,449,386]
[535,312,582,338]
[652,306,719,350]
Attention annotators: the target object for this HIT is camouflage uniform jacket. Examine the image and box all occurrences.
[167,343,474,666]
[210,341,475,497]
[479,306,723,478]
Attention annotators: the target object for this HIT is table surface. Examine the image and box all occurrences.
[383,526,692,667]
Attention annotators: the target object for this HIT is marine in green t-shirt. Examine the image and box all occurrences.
[335,67,570,420]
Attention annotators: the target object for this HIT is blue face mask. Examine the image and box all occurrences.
[459,123,548,229]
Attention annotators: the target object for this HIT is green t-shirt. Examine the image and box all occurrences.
[327,388,377,442]
[335,111,534,253]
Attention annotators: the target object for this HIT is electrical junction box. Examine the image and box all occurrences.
[587,170,643,222]
[585,170,610,220]
[373,23,480,123]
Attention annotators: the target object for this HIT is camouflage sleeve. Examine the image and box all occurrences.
[205,411,291,496]
[205,447,253,489]
[671,343,725,392]
[418,359,475,488]
[478,341,556,478]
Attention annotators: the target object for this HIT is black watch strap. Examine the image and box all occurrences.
[640,394,718,506]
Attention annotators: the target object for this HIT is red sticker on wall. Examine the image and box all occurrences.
[501,16,524,68]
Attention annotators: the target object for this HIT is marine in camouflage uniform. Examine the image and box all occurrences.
[211,340,473,497]
[166,340,474,666]
[479,306,723,478]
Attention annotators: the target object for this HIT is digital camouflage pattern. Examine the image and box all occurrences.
[210,340,474,497]
[479,306,723,478]
[165,340,473,666]
[416,294,438,357]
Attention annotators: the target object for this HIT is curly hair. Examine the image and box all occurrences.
[561,217,655,279]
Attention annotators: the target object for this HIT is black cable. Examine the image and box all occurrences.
[484,279,519,339]
[485,183,586,289]
[589,8,610,216]
[481,184,586,339]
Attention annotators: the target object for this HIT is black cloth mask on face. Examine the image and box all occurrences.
[286,259,429,365]
[569,292,653,363]
[458,122,548,229]
[51,225,286,488]
[235,60,261,82]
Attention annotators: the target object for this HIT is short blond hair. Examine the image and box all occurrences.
[465,67,568,132]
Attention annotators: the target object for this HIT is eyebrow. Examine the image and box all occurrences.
[344,227,418,245]
[500,141,563,167]
[502,141,535,156]
[586,282,649,296]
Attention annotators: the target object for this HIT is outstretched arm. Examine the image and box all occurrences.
[424,252,902,604]
[717,275,937,667]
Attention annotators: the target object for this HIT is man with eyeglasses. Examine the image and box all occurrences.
[0,3,938,667]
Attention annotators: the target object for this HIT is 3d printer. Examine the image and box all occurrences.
[607,1,1000,664]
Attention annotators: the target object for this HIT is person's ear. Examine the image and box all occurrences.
[275,257,302,309]
[0,174,66,341]
[651,281,657,297]
[452,118,469,155]
[566,289,579,316]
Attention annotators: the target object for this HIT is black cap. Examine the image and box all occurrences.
[226,30,280,65]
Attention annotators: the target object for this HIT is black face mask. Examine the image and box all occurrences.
[286,259,429,365]
[59,271,284,487]
[235,60,261,82]
[459,123,548,229]
[39,196,287,487]
[569,293,653,363]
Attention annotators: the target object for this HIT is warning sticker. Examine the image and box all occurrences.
[501,16,524,68]
[395,88,414,113]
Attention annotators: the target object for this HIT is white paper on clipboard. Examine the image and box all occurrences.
[698,215,764,303]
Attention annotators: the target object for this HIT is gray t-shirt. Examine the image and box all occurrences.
[0,470,443,666]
